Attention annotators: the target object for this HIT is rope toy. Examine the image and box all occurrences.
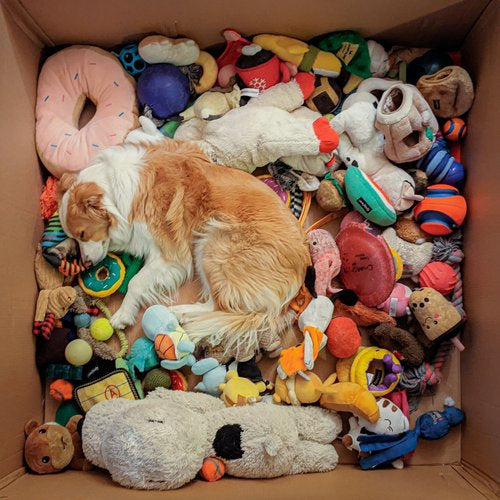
[72,287,128,360]
[400,231,465,411]
[432,231,465,317]
[399,341,452,412]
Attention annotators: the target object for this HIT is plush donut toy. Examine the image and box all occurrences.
[36,46,138,177]
[78,253,125,298]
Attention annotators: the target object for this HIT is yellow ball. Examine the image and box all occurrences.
[65,339,93,366]
[90,318,114,341]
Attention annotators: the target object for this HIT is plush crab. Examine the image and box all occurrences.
[330,90,423,212]
[142,305,195,370]
[82,388,342,490]
[128,76,338,176]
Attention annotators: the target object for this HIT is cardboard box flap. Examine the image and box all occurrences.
[11,0,489,48]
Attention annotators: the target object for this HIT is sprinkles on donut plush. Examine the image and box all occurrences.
[78,253,125,298]
[36,46,138,177]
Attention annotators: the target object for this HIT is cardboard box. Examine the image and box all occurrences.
[0,0,498,497]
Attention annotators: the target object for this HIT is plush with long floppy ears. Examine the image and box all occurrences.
[331,91,423,212]
[24,415,92,474]
[82,388,342,490]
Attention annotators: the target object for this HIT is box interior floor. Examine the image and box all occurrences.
[0,0,498,498]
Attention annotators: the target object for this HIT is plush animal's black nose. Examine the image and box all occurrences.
[213,424,243,460]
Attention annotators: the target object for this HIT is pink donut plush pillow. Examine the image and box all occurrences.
[36,46,138,177]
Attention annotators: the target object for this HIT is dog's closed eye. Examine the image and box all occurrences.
[147,419,165,424]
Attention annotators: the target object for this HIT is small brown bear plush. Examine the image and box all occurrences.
[24,415,92,474]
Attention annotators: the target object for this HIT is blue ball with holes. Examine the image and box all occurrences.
[119,44,147,78]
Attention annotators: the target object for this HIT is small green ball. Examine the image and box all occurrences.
[143,368,171,392]
[65,339,93,366]
[90,318,114,341]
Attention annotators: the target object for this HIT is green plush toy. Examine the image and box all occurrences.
[344,167,397,226]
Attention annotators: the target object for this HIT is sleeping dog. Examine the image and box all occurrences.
[58,132,310,358]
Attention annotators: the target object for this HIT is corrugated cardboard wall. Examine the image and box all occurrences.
[0,4,43,480]
[461,0,500,485]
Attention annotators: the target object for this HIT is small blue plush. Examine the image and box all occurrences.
[127,337,160,373]
[191,358,234,397]
[142,305,196,370]
[358,398,465,469]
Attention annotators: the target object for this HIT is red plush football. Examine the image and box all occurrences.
[336,223,395,306]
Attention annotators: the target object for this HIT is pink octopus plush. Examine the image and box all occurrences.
[307,229,341,296]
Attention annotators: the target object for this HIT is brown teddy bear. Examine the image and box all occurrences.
[24,415,92,474]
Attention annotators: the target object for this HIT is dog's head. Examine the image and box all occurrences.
[58,174,116,266]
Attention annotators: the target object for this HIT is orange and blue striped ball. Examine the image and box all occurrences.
[200,457,225,482]
[442,118,467,141]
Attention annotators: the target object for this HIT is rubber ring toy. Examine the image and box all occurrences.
[413,184,467,236]
[78,253,125,297]
[36,45,138,178]
[350,346,402,397]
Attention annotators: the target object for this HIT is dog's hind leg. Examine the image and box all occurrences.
[111,256,188,329]
[169,297,215,324]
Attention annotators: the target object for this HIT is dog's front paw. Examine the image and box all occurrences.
[110,308,136,330]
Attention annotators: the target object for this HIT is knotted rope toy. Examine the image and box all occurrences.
[399,231,465,411]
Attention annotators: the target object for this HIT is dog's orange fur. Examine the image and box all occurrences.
[134,142,310,314]
[61,140,310,354]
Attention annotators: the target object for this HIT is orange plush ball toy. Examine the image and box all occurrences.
[326,317,361,358]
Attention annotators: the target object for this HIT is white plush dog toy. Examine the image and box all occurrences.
[174,73,338,175]
[82,389,341,490]
[330,91,423,212]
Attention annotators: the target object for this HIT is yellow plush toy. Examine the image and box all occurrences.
[253,34,342,77]
[320,382,380,423]
[273,371,337,406]
[219,370,269,407]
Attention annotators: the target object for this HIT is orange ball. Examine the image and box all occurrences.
[200,457,225,482]
[326,317,361,358]
[442,118,467,141]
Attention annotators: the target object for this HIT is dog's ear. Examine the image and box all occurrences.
[57,173,77,202]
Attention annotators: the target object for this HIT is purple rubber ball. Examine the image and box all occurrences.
[137,64,190,119]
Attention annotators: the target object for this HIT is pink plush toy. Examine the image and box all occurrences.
[307,229,341,296]
[377,283,412,317]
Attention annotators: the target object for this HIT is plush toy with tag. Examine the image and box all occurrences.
[24,415,92,474]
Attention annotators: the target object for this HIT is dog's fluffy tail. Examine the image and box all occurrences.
[182,308,295,361]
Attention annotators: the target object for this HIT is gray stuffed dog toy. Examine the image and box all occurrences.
[82,388,341,490]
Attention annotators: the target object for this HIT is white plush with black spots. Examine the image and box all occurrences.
[82,389,342,490]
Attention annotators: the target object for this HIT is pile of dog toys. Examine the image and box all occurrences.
[27,29,470,489]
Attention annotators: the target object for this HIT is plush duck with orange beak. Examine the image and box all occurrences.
[142,305,196,370]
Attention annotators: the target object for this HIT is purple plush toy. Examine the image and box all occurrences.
[137,64,190,119]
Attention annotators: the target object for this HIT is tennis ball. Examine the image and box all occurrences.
[74,312,91,328]
[90,318,114,341]
[200,457,225,482]
[65,339,93,366]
